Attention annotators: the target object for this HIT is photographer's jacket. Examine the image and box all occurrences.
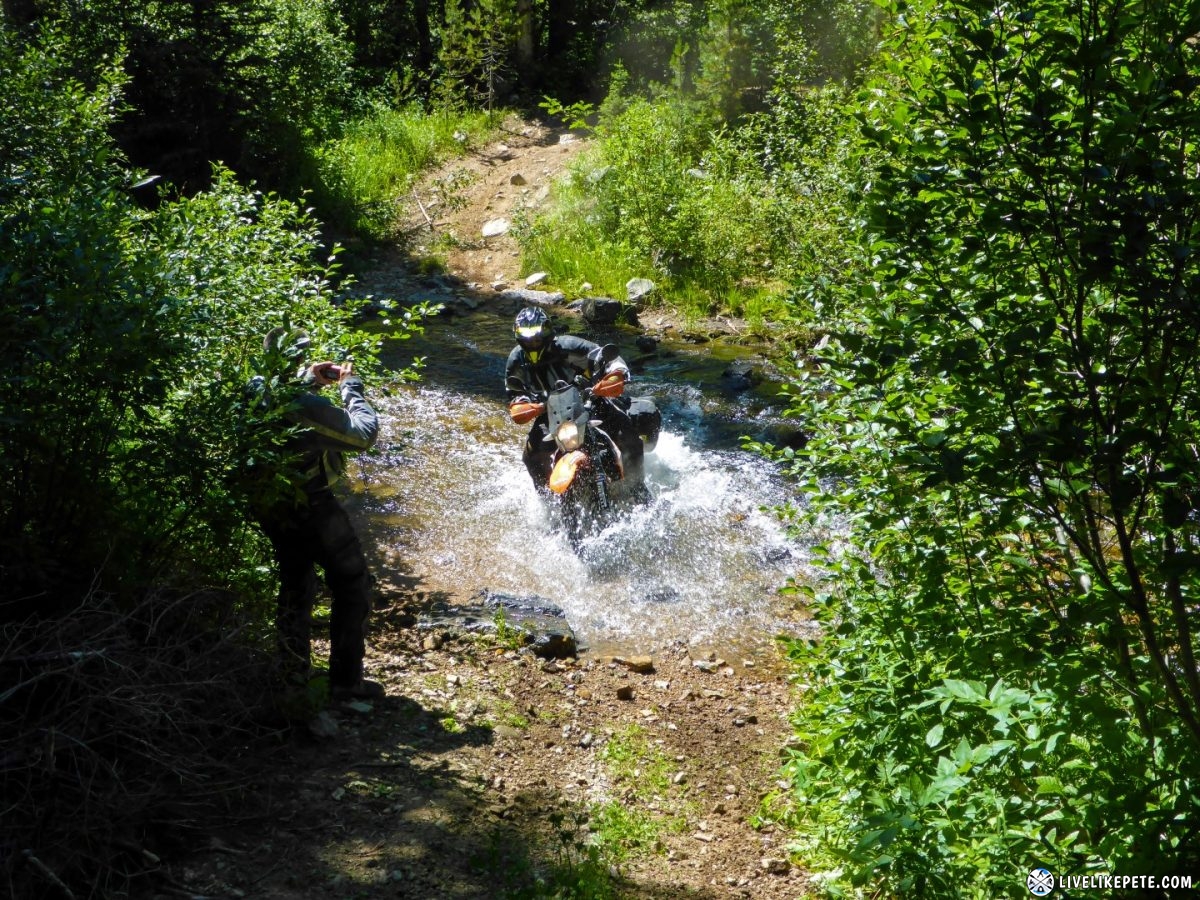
[248,373,379,497]
[287,376,379,493]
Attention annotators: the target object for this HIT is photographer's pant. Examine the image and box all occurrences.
[261,490,371,688]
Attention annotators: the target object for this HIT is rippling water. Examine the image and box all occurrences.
[349,315,814,654]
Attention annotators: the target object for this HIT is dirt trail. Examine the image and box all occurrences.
[176,119,811,900]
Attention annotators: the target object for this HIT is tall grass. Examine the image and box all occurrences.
[308,103,501,241]
[515,91,858,335]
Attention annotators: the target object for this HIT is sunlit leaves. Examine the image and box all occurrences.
[773,0,1200,893]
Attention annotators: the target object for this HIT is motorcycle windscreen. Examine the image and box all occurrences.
[548,450,587,494]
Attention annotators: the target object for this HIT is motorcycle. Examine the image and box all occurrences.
[509,344,657,545]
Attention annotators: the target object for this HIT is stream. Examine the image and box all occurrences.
[352,305,815,658]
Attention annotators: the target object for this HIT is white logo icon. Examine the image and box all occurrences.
[1028,867,1055,896]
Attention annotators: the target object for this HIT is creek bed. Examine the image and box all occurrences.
[349,306,816,658]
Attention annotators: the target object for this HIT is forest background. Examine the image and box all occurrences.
[2,0,1200,897]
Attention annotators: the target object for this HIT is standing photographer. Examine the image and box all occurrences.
[250,327,383,702]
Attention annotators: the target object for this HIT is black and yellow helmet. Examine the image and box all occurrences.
[514,307,553,364]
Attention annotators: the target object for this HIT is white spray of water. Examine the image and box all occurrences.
[358,386,803,651]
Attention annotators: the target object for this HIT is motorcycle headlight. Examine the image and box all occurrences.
[556,421,582,451]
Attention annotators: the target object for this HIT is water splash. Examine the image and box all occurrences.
[357,384,806,652]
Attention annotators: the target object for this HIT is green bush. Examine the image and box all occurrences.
[518,87,860,329]
[0,23,412,615]
[763,0,1200,893]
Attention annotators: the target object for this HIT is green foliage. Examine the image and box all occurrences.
[586,801,661,864]
[518,86,862,328]
[19,0,360,192]
[434,0,521,110]
[478,806,619,899]
[0,27,425,615]
[767,0,1200,893]
[306,102,499,239]
[492,606,533,651]
[539,96,597,131]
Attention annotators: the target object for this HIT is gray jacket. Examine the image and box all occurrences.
[286,376,379,492]
[248,373,379,496]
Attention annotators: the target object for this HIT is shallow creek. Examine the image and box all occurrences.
[348,307,816,659]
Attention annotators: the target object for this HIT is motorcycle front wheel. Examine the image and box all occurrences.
[560,469,609,548]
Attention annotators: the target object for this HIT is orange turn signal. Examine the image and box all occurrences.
[549,451,587,494]
[509,400,545,425]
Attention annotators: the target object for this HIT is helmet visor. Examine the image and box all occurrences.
[516,325,547,352]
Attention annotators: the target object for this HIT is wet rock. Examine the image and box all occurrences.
[417,592,578,659]
[635,335,659,353]
[721,359,761,393]
[581,297,624,325]
[762,546,792,563]
[644,587,680,603]
[692,659,720,673]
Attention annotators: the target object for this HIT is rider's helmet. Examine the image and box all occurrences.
[514,307,553,364]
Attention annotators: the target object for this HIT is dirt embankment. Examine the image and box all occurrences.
[175,119,811,900]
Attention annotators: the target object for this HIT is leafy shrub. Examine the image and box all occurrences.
[764,0,1200,893]
[518,87,861,328]
[1,24,437,894]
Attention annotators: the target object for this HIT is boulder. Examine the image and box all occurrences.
[582,297,624,325]
[496,288,564,307]
[417,591,578,659]
[482,218,511,237]
[626,278,656,304]
[635,335,659,353]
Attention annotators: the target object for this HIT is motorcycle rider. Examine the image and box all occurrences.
[505,306,660,490]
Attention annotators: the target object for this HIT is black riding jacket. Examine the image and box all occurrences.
[505,334,626,402]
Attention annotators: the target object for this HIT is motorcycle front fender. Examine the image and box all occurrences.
[549,450,588,495]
